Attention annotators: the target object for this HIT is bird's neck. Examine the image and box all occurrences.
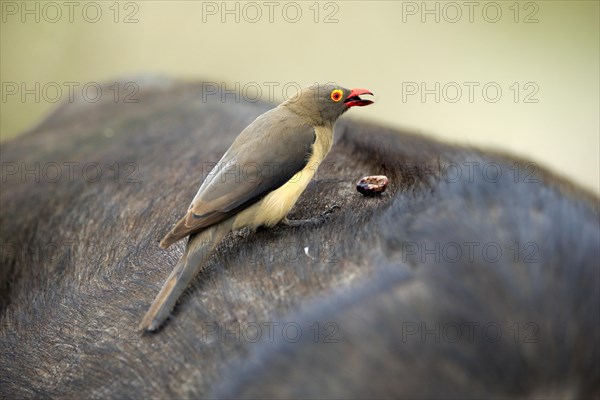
[281,102,324,127]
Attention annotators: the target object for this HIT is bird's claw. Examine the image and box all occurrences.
[322,203,341,216]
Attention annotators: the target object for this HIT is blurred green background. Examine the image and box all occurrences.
[1,0,598,194]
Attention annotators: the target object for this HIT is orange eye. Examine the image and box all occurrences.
[330,89,343,102]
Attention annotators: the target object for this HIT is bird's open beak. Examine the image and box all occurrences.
[344,88,374,107]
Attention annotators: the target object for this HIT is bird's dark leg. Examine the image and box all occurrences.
[280,204,341,227]
[280,217,319,227]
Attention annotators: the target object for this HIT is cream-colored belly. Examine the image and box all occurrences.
[232,125,333,230]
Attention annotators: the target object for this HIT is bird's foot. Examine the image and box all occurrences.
[280,204,341,227]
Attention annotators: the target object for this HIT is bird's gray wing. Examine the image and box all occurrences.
[160,112,315,247]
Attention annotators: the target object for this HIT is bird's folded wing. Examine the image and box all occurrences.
[160,120,316,247]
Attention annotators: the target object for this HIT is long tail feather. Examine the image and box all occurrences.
[139,219,233,332]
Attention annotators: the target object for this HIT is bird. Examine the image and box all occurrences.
[139,83,374,332]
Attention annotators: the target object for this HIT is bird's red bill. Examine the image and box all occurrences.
[344,88,374,107]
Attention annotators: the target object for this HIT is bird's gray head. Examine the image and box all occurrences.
[283,84,374,126]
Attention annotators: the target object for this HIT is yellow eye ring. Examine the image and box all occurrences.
[330,89,343,102]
